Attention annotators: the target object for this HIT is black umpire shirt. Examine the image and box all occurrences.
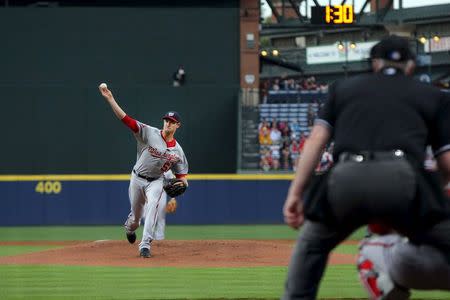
[304,67,450,228]
[316,68,450,166]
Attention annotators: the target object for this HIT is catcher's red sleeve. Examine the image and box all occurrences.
[121,115,139,133]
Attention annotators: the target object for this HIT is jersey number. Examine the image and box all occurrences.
[160,161,172,173]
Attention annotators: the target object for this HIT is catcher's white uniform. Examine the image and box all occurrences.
[358,233,450,299]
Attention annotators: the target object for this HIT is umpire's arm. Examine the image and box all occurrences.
[283,124,331,229]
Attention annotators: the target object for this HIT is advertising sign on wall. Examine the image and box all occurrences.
[306,41,378,64]
[423,36,450,53]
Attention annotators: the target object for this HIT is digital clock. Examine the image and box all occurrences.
[311,5,355,25]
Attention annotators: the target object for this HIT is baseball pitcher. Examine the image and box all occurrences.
[99,84,188,258]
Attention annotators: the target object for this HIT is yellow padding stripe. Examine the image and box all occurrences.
[189,174,294,180]
[0,174,294,181]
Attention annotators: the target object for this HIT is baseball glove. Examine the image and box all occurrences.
[165,198,177,213]
[163,178,187,198]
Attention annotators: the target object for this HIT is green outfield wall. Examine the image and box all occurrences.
[0,5,239,173]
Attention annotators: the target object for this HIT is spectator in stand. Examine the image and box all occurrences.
[258,119,270,131]
[270,122,282,145]
[259,120,272,146]
[316,145,334,173]
[302,76,320,91]
[260,81,269,104]
[270,117,278,128]
[290,121,301,141]
[319,83,328,93]
[290,139,301,171]
[298,132,307,154]
[270,144,281,170]
[258,119,269,131]
[172,65,186,87]
[309,76,318,90]
[307,104,317,127]
[303,77,311,90]
[259,126,272,146]
[328,141,334,155]
[281,78,289,90]
[272,79,280,91]
[287,79,296,90]
[280,122,291,144]
[278,120,286,131]
[281,141,291,170]
[295,80,302,91]
[262,78,329,95]
[260,148,273,172]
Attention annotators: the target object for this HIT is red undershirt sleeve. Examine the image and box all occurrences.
[121,115,139,133]
[175,174,187,179]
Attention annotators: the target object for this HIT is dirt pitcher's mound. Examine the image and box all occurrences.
[0,240,355,268]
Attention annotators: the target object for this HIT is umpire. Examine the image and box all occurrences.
[282,35,450,300]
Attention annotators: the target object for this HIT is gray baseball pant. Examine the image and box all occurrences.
[386,219,450,290]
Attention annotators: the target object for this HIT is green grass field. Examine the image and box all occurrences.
[0,225,448,300]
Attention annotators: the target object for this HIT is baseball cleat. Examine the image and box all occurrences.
[140,248,151,258]
[126,231,136,244]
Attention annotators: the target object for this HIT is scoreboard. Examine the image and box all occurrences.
[311,5,355,25]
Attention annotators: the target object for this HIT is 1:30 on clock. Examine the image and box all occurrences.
[325,5,354,24]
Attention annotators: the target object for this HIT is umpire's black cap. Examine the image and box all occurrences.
[370,35,415,62]
[163,111,181,123]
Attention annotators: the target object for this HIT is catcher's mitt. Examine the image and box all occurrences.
[163,178,187,198]
[166,198,177,213]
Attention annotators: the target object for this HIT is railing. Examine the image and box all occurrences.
[237,89,261,171]
[266,89,328,104]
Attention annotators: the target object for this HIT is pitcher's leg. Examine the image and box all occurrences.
[282,221,354,300]
[154,194,168,240]
[124,176,146,233]
[139,179,165,251]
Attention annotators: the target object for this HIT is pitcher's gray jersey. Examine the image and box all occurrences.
[133,121,188,178]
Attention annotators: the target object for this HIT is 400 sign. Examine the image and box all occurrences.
[35,181,62,194]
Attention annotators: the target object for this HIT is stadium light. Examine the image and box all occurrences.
[261,50,268,56]
[336,41,357,78]
[418,33,441,76]
[272,49,279,56]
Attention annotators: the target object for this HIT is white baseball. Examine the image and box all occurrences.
[99,83,108,89]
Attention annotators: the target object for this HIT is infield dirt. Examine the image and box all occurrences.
[0,240,356,267]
